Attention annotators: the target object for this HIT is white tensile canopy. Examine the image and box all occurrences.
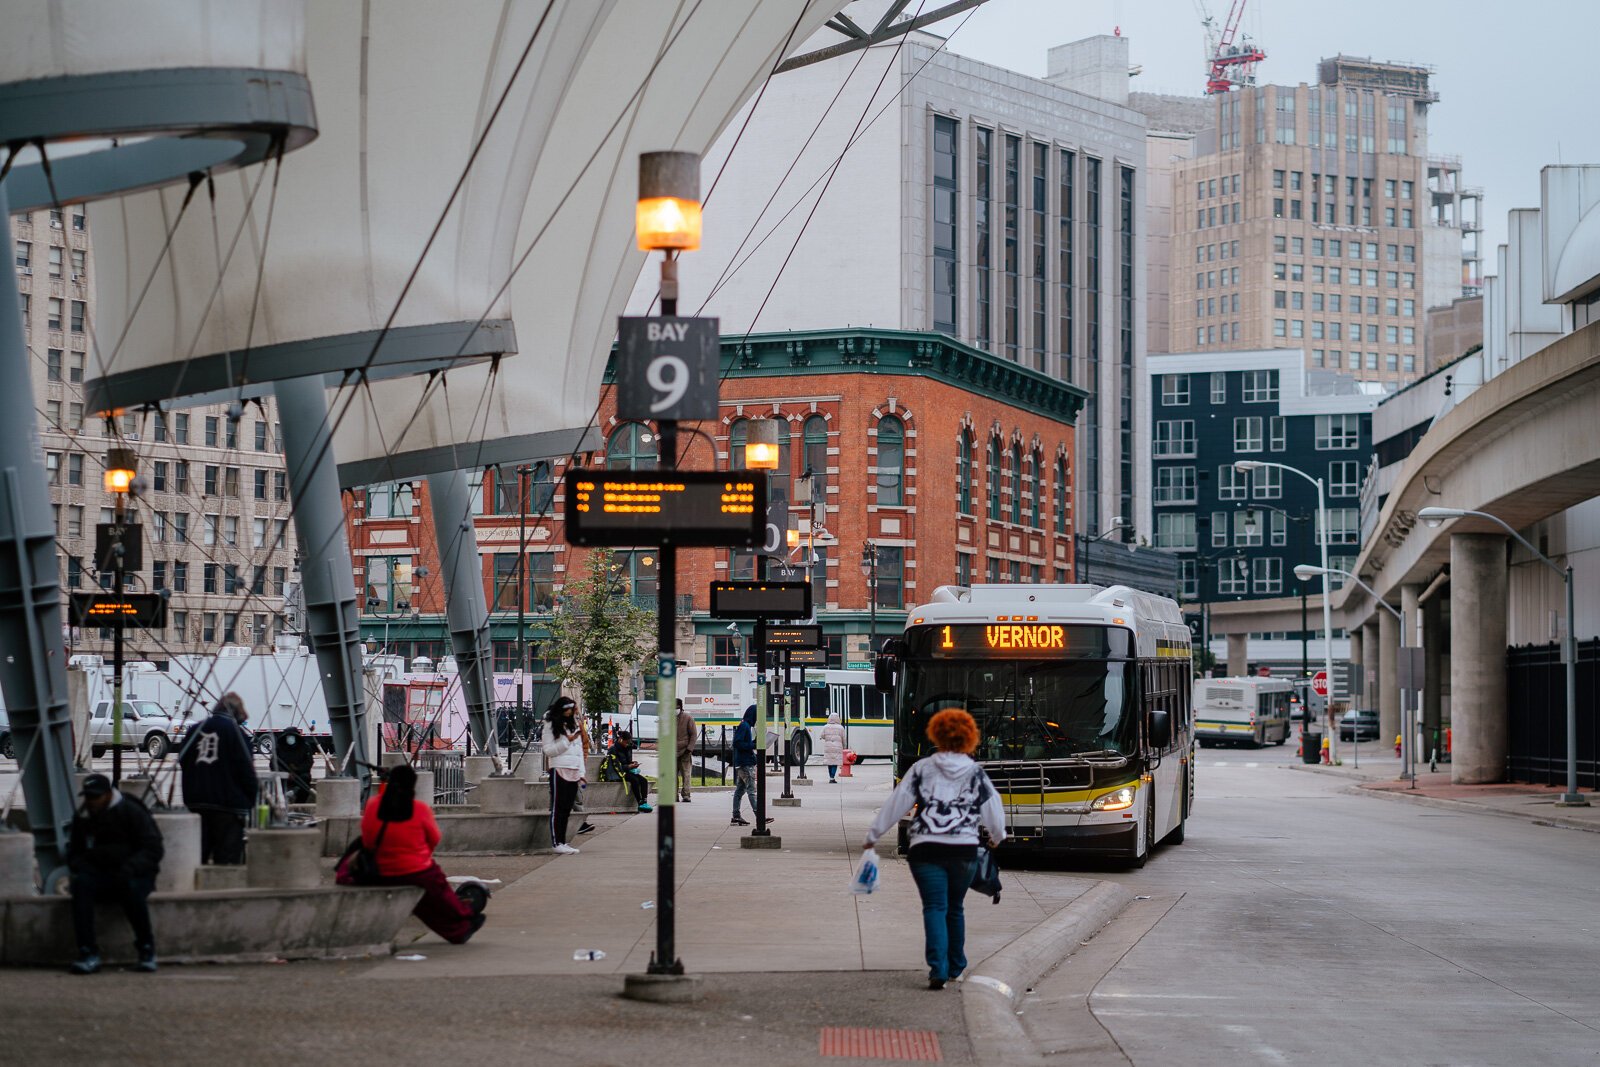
[85,0,616,412]
[331,0,838,486]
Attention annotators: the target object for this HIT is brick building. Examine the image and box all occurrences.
[349,328,1085,692]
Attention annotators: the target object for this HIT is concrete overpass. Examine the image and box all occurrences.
[1215,318,1600,783]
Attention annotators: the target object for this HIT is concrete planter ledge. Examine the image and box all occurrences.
[320,811,554,856]
[0,885,422,967]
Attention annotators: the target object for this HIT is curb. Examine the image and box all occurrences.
[1339,780,1600,834]
[961,881,1134,1067]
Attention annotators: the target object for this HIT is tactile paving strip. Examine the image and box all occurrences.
[818,1026,943,1062]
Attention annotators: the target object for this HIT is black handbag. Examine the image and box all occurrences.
[971,847,1003,904]
[335,819,389,886]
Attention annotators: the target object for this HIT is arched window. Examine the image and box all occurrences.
[773,422,792,504]
[987,435,1002,520]
[956,431,973,514]
[802,414,828,501]
[606,424,656,470]
[1054,455,1069,534]
[728,418,748,470]
[877,415,904,506]
[1010,443,1023,524]
[1027,451,1041,528]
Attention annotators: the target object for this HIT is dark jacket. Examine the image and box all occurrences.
[178,712,258,812]
[67,793,164,880]
[732,707,758,768]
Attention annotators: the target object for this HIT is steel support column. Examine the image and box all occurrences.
[275,376,370,785]
[0,186,77,887]
[427,469,497,761]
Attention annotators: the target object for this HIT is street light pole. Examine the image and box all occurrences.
[516,464,531,748]
[860,541,878,664]
[1297,565,1402,774]
[1237,462,1336,763]
[1418,507,1588,806]
[103,447,137,785]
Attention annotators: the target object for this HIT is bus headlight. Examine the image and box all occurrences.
[1089,786,1136,811]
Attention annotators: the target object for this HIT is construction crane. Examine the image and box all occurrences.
[1196,0,1265,95]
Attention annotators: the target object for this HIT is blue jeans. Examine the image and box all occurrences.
[732,767,755,818]
[908,853,977,981]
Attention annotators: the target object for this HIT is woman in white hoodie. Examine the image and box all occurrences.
[862,708,1006,990]
[542,697,585,855]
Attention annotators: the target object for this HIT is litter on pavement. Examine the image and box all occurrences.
[573,949,607,961]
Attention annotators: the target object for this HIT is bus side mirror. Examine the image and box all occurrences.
[874,656,897,694]
[1149,709,1172,749]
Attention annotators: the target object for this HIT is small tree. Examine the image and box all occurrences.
[542,549,657,733]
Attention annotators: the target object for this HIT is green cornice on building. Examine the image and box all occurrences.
[606,328,1088,425]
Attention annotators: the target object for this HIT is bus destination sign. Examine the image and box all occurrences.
[565,469,766,548]
[709,580,812,620]
[914,623,1121,660]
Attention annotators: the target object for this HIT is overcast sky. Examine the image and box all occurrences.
[934,0,1600,266]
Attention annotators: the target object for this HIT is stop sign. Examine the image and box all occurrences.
[1311,671,1329,697]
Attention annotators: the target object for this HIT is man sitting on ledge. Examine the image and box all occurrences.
[67,773,165,975]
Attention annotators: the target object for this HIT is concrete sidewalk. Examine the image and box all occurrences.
[368,762,1102,981]
[1289,755,1600,833]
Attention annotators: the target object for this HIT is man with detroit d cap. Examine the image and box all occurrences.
[66,772,164,974]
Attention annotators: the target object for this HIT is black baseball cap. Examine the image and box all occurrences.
[80,773,113,798]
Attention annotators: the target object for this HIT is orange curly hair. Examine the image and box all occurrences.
[926,708,980,754]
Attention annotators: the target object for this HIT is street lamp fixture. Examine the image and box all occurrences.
[860,541,879,663]
[636,152,702,252]
[744,418,782,470]
[1415,506,1586,806]
[103,447,137,495]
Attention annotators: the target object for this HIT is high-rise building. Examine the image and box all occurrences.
[13,206,297,661]
[1153,55,1476,389]
[638,30,1147,541]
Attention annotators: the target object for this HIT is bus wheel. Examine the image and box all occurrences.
[790,731,812,766]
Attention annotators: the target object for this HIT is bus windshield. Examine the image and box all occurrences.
[898,658,1138,763]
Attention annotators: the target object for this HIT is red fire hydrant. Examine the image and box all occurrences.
[1320,736,1331,765]
[840,750,857,778]
[1394,734,1403,758]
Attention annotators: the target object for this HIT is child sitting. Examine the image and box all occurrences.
[607,730,652,813]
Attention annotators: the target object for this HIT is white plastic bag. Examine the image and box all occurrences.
[851,848,880,895]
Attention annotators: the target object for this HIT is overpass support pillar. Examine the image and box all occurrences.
[1379,608,1401,751]
[1450,533,1508,784]
[1422,593,1445,763]
[1361,621,1380,715]
[1227,633,1247,677]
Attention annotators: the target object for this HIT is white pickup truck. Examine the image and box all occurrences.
[88,699,184,759]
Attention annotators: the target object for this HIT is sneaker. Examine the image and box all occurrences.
[731,817,750,826]
[552,843,580,855]
[679,796,691,803]
[637,803,653,813]
[927,978,947,991]
[576,822,596,835]
[135,948,158,974]
[69,953,102,976]
[829,779,838,784]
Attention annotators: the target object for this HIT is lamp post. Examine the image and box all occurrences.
[636,150,703,979]
[1235,461,1337,763]
[515,465,533,747]
[104,447,136,784]
[743,418,782,835]
[1418,507,1588,806]
[1295,564,1402,773]
[860,541,879,664]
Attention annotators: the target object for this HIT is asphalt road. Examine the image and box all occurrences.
[1020,743,1600,1066]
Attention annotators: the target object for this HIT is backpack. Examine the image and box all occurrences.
[597,752,627,782]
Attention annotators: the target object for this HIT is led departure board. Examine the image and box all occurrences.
[911,623,1126,660]
[709,580,812,620]
[69,592,168,629]
[564,469,766,547]
[760,623,822,649]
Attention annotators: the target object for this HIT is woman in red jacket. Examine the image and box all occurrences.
[360,765,483,944]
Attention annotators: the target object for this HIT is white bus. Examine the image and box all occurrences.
[674,664,890,762]
[1193,676,1294,748]
[876,584,1194,867]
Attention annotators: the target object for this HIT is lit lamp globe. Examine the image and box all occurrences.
[103,447,137,494]
[744,418,782,470]
[636,151,702,251]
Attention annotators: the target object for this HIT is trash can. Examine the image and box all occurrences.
[272,727,316,802]
[1301,730,1323,765]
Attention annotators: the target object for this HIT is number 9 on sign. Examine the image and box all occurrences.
[646,355,689,414]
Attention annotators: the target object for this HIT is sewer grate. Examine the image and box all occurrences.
[819,1027,943,1062]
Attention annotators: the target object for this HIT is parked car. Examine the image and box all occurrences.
[1339,708,1380,742]
[600,700,660,744]
[89,699,182,759]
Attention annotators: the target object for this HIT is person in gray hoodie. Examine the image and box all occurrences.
[863,708,1006,990]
